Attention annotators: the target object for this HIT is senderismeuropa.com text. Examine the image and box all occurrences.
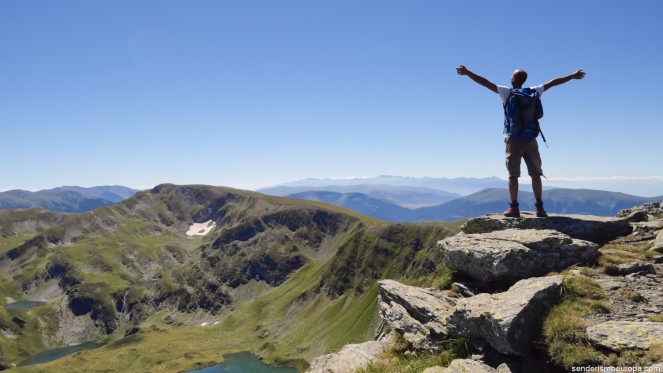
[572,366,663,372]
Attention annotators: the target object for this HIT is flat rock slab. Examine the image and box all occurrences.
[461,214,633,245]
[438,229,598,282]
[305,340,391,373]
[586,321,663,351]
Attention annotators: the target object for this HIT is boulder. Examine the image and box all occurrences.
[448,275,563,356]
[378,276,563,356]
[614,262,656,276]
[586,321,663,351]
[438,229,598,282]
[461,214,632,245]
[649,229,663,254]
[378,279,456,350]
[305,340,391,373]
[436,359,512,373]
[612,220,663,245]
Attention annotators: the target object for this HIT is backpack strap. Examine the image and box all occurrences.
[539,127,548,148]
[502,89,514,132]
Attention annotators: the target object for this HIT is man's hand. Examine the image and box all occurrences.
[572,69,586,80]
[543,69,587,90]
[456,65,497,93]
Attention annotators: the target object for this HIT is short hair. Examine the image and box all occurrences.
[513,69,528,87]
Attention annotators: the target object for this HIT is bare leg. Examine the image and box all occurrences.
[509,177,519,203]
[532,174,548,217]
[504,176,521,217]
[531,174,543,201]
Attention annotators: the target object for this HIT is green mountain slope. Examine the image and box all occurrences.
[0,184,457,371]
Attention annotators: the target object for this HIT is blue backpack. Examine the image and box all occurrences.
[503,88,547,144]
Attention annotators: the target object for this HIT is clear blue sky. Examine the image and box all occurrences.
[2,1,662,195]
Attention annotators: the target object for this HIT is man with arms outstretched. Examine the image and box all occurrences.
[456,65,585,217]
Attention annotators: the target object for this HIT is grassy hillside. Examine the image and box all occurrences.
[0,184,457,371]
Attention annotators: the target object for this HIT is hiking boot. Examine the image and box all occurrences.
[503,202,520,218]
[535,202,548,217]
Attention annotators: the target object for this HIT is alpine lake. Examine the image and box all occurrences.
[7,301,296,371]
[188,352,298,373]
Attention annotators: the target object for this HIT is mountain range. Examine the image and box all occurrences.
[262,184,461,208]
[263,187,662,222]
[267,175,506,196]
[0,186,139,213]
[267,175,663,198]
[1,182,661,371]
[3,181,660,223]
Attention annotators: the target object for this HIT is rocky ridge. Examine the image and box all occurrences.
[306,201,663,373]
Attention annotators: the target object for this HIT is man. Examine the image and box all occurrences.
[456,65,585,217]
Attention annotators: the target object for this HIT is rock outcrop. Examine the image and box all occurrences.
[447,275,562,356]
[616,201,663,218]
[439,229,598,282]
[378,275,562,356]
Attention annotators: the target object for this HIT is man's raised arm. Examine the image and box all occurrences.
[456,65,497,93]
[542,69,586,91]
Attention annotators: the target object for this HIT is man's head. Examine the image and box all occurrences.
[511,69,528,88]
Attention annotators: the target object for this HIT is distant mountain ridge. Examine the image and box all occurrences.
[287,191,417,222]
[270,175,505,196]
[262,184,460,208]
[0,185,139,213]
[43,185,139,203]
[269,175,663,197]
[283,188,663,222]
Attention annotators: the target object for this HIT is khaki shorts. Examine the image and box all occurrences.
[505,137,543,178]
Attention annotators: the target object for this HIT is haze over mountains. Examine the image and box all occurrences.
[267,175,506,196]
[266,175,663,198]
[259,176,663,222]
